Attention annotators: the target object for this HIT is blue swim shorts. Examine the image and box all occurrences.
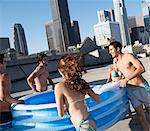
[127,83,150,108]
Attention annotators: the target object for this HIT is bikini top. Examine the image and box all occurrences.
[112,70,123,78]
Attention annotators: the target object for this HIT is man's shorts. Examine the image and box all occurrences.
[0,111,12,124]
[127,83,150,108]
[143,81,150,94]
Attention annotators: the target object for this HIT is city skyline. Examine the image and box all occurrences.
[0,0,142,54]
[46,0,81,52]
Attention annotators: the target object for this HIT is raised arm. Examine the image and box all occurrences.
[87,88,100,103]
[125,54,145,81]
[120,54,145,87]
[54,83,65,117]
[27,65,43,92]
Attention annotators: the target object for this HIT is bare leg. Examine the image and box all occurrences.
[135,105,150,131]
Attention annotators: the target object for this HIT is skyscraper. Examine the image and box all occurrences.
[141,0,150,16]
[94,9,121,48]
[97,9,115,23]
[45,21,62,52]
[141,0,150,35]
[94,21,121,48]
[113,0,131,46]
[14,24,28,55]
[0,38,10,51]
[46,0,81,52]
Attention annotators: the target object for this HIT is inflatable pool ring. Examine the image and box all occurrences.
[11,82,129,130]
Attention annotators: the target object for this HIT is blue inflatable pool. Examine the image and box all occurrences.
[0,121,12,130]
[10,82,129,130]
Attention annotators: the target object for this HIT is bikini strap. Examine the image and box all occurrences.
[77,115,96,131]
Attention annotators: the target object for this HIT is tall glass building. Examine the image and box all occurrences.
[94,21,121,48]
[97,9,115,23]
[46,0,81,52]
[113,0,131,46]
[0,38,10,51]
[141,0,150,35]
[14,24,28,55]
[141,0,150,16]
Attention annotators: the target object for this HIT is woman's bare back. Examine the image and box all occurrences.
[55,82,91,128]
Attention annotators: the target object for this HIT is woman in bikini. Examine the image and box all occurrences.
[106,57,133,118]
[107,57,123,83]
[54,54,100,131]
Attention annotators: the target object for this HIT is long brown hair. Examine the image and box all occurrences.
[58,54,90,93]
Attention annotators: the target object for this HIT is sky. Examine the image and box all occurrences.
[0,0,142,54]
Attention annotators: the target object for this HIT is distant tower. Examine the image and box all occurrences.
[94,21,121,48]
[141,0,150,35]
[97,9,115,23]
[141,0,150,16]
[113,0,131,46]
[0,38,10,51]
[109,9,116,22]
[14,24,28,55]
[46,0,81,52]
[94,9,121,48]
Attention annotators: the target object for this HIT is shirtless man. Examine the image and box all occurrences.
[108,41,150,130]
[0,54,24,125]
[27,53,54,93]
